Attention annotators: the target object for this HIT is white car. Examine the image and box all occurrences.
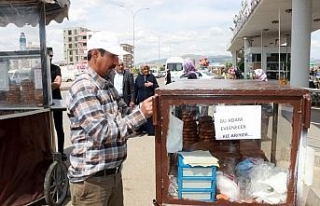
[179,71,220,80]
[61,69,77,82]
[150,68,160,78]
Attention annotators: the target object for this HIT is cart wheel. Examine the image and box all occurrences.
[44,161,69,206]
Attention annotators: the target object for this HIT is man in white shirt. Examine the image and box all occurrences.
[109,59,135,108]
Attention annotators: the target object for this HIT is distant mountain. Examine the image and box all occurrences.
[140,54,232,67]
[142,55,320,67]
[311,59,320,66]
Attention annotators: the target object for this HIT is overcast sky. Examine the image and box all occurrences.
[2,0,320,64]
[45,0,244,63]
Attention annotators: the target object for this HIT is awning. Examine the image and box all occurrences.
[0,0,70,27]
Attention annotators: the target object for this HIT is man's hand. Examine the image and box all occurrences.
[129,101,135,109]
[52,75,62,90]
[144,81,153,87]
[140,95,157,118]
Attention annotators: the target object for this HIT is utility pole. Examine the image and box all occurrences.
[121,6,149,67]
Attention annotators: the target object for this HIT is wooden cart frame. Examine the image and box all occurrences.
[153,80,311,206]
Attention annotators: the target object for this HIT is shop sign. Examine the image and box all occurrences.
[214,105,261,140]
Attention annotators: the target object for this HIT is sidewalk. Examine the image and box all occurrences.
[62,134,156,206]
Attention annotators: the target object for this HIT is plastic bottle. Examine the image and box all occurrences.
[19,32,26,50]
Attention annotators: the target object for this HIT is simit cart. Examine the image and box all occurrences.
[152,79,311,206]
[0,1,70,205]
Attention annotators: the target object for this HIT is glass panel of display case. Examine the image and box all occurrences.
[0,16,44,116]
[165,102,293,204]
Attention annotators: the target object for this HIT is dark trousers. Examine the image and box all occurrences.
[53,110,65,153]
[138,117,155,135]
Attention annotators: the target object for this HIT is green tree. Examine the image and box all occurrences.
[225,62,233,69]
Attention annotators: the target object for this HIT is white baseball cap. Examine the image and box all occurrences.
[87,31,129,56]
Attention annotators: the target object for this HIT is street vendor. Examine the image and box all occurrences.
[65,31,155,206]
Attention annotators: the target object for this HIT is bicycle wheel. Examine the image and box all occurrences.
[44,161,69,206]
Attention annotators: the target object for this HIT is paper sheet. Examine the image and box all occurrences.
[179,150,219,167]
[167,113,183,153]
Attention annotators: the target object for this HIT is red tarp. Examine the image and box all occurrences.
[0,112,53,206]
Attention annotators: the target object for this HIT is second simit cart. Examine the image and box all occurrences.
[0,1,70,205]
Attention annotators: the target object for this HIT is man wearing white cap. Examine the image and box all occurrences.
[65,31,154,206]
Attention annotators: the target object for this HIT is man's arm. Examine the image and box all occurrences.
[128,72,135,107]
[66,79,149,143]
[152,75,159,89]
[52,65,62,90]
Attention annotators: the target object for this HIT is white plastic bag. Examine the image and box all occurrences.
[216,171,240,202]
[166,113,183,153]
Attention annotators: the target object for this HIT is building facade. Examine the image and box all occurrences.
[63,27,91,66]
[120,43,133,69]
[63,27,133,69]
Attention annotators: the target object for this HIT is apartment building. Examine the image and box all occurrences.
[63,27,91,66]
[120,43,133,69]
[63,27,133,69]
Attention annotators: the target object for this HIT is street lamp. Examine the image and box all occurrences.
[122,6,149,66]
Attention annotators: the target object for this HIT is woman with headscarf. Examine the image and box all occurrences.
[183,58,198,79]
[253,69,271,138]
[227,66,244,79]
[253,68,268,82]
[134,65,159,135]
[175,58,203,118]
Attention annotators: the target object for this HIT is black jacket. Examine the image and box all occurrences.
[109,69,135,106]
[134,73,159,104]
[51,63,62,99]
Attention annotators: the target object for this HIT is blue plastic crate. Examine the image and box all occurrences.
[177,152,217,202]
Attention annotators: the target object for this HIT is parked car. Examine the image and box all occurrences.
[150,68,160,78]
[179,71,221,80]
[158,71,165,78]
[165,56,184,82]
[61,69,77,82]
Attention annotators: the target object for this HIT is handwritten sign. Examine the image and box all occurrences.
[214,105,261,140]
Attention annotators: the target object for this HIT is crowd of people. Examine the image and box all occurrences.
[309,67,320,88]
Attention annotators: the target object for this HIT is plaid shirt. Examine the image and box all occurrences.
[65,67,147,182]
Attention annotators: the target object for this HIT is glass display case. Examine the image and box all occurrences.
[0,4,54,120]
[0,50,50,111]
[153,79,311,205]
